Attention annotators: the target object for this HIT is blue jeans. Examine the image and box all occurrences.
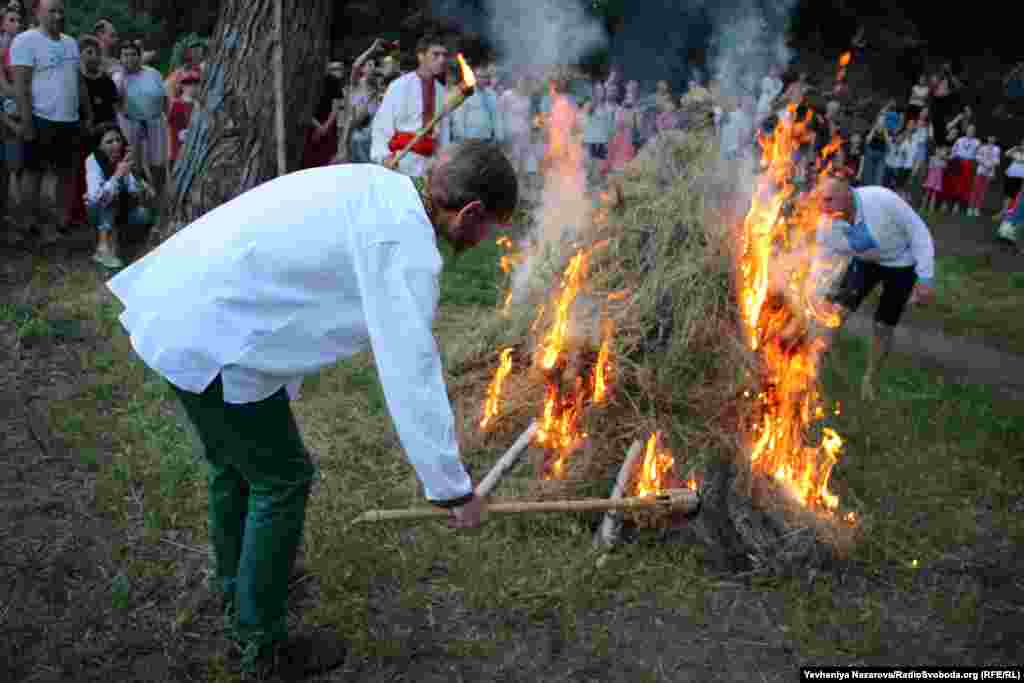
[88,204,153,235]
[861,148,887,187]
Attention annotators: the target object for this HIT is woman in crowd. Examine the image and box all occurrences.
[999,139,1024,219]
[921,144,949,213]
[113,40,169,198]
[0,4,21,228]
[859,111,890,187]
[845,132,864,183]
[908,110,932,197]
[580,82,613,179]
[346,58,380,163]
[86,124,155,269]
[945,104,973,140]
[883,122,914,198]
[301,61,344,169]
[497,76,532,180]
[929,62,961,136]
[906,73,930,122]
[165,40,204,102]
[605,82,638,173]
[942,123,980,214]
[969,135,1001,217]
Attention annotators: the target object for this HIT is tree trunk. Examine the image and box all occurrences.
[163,0,333,236]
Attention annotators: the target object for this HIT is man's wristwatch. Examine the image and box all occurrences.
[430,492,475,509]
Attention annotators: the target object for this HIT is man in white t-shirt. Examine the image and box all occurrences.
[11,0,93,242]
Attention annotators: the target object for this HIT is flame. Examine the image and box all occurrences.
[592,319,615,403]
[839,51,852,68]
[606,289,631,302]
[736,99,850,517]
[480,348,514,430]
[635,432,675,497]
[540,248,588,370]
[456,53,476,90]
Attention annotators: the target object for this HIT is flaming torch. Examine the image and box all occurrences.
[387,53,476,169]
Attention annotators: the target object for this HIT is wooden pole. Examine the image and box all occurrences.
[594,439,645,548]
[273,0,286,175]
[388,85,472,168]
[353,489,699,524]
[475,421,539,498]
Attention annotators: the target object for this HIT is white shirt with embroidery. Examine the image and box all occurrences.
[370,71,450,177]
[951,136,980,161]
[106,164,472,503]
[816,186,935,284]
[975,144,1001,177]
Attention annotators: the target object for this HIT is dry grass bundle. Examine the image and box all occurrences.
[448,128,753,509]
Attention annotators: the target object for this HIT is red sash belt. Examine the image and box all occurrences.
[388,132,436,157]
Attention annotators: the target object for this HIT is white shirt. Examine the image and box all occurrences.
[84,154,142,207]
[106,164,472,503]
[9,29,80,122]
[975,144,1001,177]
[452,86,501,142]
[816,186,935,283]
[1006,148,1024,178]
[951,136,980,161]
[757,75,783,119]
[370,71,450,177]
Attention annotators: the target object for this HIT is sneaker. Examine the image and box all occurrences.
[237,629,348,681]
[92,244,124,269]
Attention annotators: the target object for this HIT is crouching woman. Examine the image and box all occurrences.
[87,124,155,269]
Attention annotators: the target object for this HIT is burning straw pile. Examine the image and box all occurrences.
[445,100,860,575]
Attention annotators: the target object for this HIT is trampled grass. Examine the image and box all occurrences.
[31,207,1024,675]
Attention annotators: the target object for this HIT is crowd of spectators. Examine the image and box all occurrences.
[1,0,202,268]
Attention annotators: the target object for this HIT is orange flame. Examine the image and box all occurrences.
[839,51,851,68]
[592,319,615,403]
[456,53,476,90]
[635,432,675,497]
[540,248,588,370]
[480,348,514,430]
[736,100,850,517]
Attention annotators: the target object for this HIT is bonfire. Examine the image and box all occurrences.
[447,64,860,572]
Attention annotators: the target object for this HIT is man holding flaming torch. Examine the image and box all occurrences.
[104,141,517,677]
[371,34,451,177]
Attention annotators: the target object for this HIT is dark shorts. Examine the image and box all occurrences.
[827,258,918,327]
[586,143,608,160]
[23,116,82,173]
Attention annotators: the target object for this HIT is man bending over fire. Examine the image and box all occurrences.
[105,141,516,678]
[816,177,936,400]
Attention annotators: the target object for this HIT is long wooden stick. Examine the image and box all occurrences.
[389,85,472,168]
[273,0,286,175]
[475,421,539,498]
[594,439,645,548]
[353,489,699,524]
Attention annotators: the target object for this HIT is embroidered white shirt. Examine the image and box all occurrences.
[951,136,980,161]
[370,71,450,177]
[816,186,935,283]
[975,144,1001,177]
[106,164,472,502]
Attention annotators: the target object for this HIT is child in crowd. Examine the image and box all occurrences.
[167,73,198,166]
[86,124,155,269]
[883,125,912,194]
[922,145,949,213]
[970,135,1001,217]
[942,124,980,214]
[1000,140,1024,219]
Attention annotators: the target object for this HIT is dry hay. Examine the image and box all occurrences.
[448,128,856,573]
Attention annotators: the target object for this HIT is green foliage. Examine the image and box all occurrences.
[63,1,164,56]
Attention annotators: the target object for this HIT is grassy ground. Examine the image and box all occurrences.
[19,232,1023,679]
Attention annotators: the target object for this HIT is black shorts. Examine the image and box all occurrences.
[586,143,608,160]
[1004,176,1023,200]
[23,116,82,173]
[827,258,918,327]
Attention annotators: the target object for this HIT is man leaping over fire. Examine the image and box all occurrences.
[815,177,937,401]
[105,141,516,679]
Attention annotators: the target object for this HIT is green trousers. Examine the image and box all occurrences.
[171,375,314,652]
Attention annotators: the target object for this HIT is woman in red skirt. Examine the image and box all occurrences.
[942,124,979,214]
[301,63,345,169]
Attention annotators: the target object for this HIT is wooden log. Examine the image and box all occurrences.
[353,488,699,524]
[475,421,539,498]
[593,440,645,548]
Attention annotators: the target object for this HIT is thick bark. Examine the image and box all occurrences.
[163,0,333,235]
